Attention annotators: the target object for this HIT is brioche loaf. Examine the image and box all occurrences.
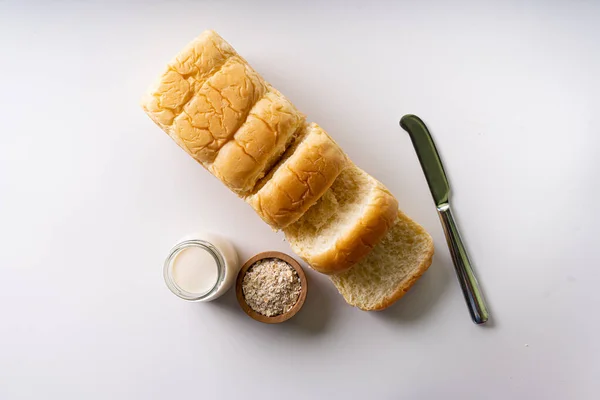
[330,210,434,310]
[283,164,399,274]
[142,30,434,310]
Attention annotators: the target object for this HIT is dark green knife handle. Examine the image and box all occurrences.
[400,114,489,324]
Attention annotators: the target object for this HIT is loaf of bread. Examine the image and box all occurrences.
[142,30,434,310]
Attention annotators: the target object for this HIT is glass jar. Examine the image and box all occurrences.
[163,233,239,302]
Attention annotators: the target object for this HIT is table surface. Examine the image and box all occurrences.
[1,1,599,399]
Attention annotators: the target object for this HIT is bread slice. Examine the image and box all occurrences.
[284,164,398,274]
[246,122,348,229]
[330,210,434,310]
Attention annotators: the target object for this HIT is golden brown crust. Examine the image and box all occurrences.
[140,30,269,169]
[246,123,348,229]
[141,30,306,197]
[308,184,399,274]
[171,57,267,165]
[210,89,305,194]
[141,30,239,133]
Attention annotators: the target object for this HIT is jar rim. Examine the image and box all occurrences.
[163,239,226,301]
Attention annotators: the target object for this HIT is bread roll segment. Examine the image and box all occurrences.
[283,164,399,275]
[172,56,267,165]
[141,30,238,138]
[211,89,305,195]
[246,122,348,229]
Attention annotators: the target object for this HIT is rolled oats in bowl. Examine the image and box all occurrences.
[242,258,302,317]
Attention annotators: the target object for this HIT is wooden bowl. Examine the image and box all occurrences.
[236,251,307,324]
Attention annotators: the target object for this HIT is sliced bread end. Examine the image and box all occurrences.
[330,210,434,311]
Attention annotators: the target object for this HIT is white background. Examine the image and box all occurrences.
[1,0,599,399]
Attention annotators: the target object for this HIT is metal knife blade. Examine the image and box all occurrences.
[399,114,449,207]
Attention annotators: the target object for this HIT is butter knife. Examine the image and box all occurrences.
[400,114,489,324]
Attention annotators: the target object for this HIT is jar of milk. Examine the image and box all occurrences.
[163,233,239,302]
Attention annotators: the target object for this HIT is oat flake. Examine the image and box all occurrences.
[242,258,302,317]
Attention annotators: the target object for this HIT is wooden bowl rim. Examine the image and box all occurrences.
[236,251,307,324]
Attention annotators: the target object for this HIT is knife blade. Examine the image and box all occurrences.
[400,114,489,324]
[399,115,449,207]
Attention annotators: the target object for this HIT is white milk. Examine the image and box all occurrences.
[164,232,240,302]
[171,246,219,294]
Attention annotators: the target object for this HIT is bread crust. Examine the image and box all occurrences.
[246,123,348,229]
[210,89,305,194]
[141,30,238,133]
[142,30,306,196]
